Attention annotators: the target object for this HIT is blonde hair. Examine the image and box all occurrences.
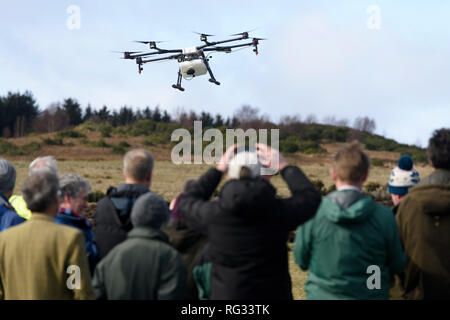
[333,141,370,184]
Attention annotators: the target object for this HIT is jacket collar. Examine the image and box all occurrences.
[127,226,169,243]
[0,195,9,207]
[420,169,450,185]
[29,213,55,222]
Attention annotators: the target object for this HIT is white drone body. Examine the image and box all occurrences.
[179,47,207,78]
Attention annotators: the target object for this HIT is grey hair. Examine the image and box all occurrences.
[59,174,91,198]
[123,149,154,182]
[29,156,58,176]
[22,167,59,213]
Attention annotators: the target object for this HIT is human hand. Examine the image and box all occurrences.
[217,144,238,173]
[256,143,288,172]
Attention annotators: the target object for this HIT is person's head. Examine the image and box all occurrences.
[131,192,169,229]
[29,156,58,176]
[427,128,450,170]
[59,174,91,215]
[123,149,154,188]
[331,141,370,188]
[22,168,60,217]
[183,178,198,193]
[388,155,420,206]
[227,151,262,180]
[0,159,16,198]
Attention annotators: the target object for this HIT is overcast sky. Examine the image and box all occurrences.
[1,0,449,147]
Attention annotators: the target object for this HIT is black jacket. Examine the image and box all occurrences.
[164,220,208,300]
[179,165,321,300]
[94,183,150,260]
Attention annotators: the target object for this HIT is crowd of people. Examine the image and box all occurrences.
[0,128,449,300]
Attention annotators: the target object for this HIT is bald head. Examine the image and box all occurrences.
[123,149,154,187]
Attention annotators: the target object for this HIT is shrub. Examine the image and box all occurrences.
[56,130,86,139]
[91,139,110,148]
[364,182,383,193]
[21,142,42,154]
[372,159,384,167]
[298,140,326,154]
[130,120,157,136]
[280,136,300,154]
[118,141,130,148]
[0,139,21,156]
[43,137,64,146]
[88,190,105,203]
[100,125,113,138]
[143,135,169,146]
[111,145,127,154]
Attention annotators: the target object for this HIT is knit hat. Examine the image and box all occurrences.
[388,155,420,195]
[131,192,169,229]
[0,159,16,194]
[228,151,262,179]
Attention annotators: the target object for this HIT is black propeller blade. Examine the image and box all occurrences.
[111,51,143,54]
[134,40,165,44]
[192,31,215,37]
[230,28,258,37]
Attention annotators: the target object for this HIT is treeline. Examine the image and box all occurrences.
[0,90,427,162]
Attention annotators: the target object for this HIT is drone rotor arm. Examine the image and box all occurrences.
[140,54,182,64]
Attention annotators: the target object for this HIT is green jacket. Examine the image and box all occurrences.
[294,190,406,300]
[92,226,187,300]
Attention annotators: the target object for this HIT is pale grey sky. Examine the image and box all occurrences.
[1,0,449,146]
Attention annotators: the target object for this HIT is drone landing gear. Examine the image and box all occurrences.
[172,71,185,91]
[209,79,220,86]
[200,51,220,86]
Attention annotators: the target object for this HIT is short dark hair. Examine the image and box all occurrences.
[427,128,450,169]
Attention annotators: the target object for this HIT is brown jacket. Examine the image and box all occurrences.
[0,213,95,300]
[396,171,450,300]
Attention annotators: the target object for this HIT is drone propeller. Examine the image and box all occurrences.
[134,40,166,44]
[192,31,215,37]
[111,51,143,54]
[193,31,215,42]
[134,40,167,50]
[252,37,267,41]
[230,28,258,38]
[112,51,143,59]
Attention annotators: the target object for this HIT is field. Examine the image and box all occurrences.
[8,154,433,300]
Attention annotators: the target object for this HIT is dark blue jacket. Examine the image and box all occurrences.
[0,195,25,232]
[55,208,99,274]
[94,184,150,259]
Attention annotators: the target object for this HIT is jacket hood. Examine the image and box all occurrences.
[128,226,169,243]
[218,178,276,218]
[407,184,450,217]
[109,183,150,197]
[323,190,374,224]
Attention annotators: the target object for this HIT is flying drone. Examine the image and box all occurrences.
[114,31,265,91]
